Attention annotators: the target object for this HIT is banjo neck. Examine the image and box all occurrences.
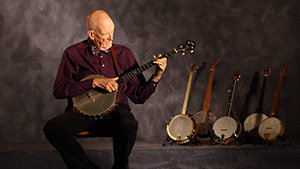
[181,63,198,115]
[198,59,219,135]
[269,64,287,117]
[202,59,219,111]
[225,72,241,117]
[116,41,196,85]
[256,67,271,113]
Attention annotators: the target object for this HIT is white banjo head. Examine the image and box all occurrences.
[212,116,238,140]
[166,114,197,144]
[258,117,284,142]
[244,113,268,137]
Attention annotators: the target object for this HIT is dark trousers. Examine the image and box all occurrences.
[43,104,138,169]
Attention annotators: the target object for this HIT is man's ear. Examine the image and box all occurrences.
[87,30,95,40]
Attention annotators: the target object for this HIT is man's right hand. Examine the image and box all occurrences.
[92,77,119,92]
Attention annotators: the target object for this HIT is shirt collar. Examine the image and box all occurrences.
[87,38,110,56]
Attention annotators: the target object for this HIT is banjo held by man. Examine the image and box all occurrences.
[73,41,196,118]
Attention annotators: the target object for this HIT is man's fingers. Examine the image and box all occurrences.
[154,58,167,71]
[93,77,119,92]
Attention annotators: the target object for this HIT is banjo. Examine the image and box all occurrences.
[258,64,287,143]
[72,41,196,118]
[244,67,270,138]
[193,59,219,136]
[166,63,198,144]
[211,72,242,145]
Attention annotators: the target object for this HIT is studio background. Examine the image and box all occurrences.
[0,0,299,145]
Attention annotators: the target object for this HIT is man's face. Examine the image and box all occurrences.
[94,20,115,50]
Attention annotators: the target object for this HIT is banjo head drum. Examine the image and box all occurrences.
[73,74,118,117]
[211,116,242,144]
[166,114,198,144]
[244,113,268,137]
[193,110,217,135]
[258,117,285,142]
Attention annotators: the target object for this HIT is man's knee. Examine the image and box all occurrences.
[119,113,139,133]
[43,118,66,138]
[43,120,55,138]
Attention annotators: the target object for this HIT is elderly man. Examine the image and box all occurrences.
[44,9,167,169]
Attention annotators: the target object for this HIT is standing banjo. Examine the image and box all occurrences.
[72,41,196,118]
[258,64,287,143]
[193,59,219,136]
[244,67,271,138]
[166,63,198,144]
[211,72,242,145]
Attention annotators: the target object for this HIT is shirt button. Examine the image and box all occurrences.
[102,64,105,67]
[100,55,103,58]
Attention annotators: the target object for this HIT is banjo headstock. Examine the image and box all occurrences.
[190,62,198,73]
[175,40,196,55]
[264,67,271,77]
[233,71,241,81]
[210,58,220,70]
[279,64,288,78]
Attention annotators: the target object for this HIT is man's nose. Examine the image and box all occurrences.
[108,32,113,40]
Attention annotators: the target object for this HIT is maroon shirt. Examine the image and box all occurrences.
[53,39,159,108]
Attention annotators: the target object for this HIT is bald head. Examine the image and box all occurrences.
[86,10,114,32]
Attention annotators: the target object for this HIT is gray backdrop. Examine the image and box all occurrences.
[0,0,299,145]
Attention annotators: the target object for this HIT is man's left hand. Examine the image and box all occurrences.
[152,55,167,82]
